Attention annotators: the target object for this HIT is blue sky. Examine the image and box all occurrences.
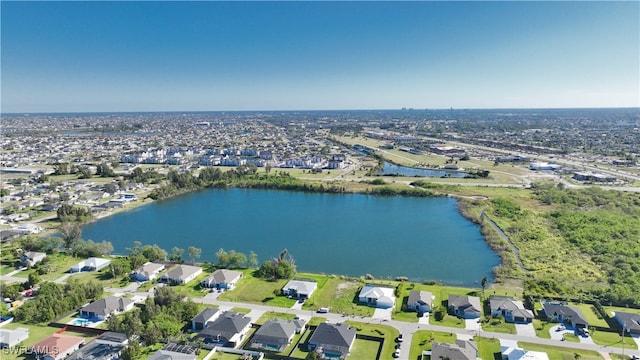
[2,1,638,112]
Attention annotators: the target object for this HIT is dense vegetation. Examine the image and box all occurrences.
[482,184,640,306]
[107,287,199,346]
[14,279,103,323]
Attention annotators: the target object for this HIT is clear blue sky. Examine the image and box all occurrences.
[2,1,638,112]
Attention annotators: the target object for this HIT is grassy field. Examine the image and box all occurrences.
[475,336,502,360]
[349,338,382,360]
[589,329,638,349]
[603,306,640,317]
[518,342,604,360]
[572,303,609,328]
[253,311,298,325]
[481,317,516,334]
[217,270,295,308]
[302,277,374,317]
[408,330,457,360]
[532,319,554,339]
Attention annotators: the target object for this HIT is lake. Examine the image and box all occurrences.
[380,162,468,178]
[82,189,499,286]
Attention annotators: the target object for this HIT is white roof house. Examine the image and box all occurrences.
[358,284,396,309]
[0,327,29,348]
[70,257,111,273]
[501,346,550,360]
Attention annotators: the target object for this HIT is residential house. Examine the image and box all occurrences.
[67,331,128,360]
[541,302,589,330]
[490,295,534,324]
[79,296,135,321]
[501,346,550,360]
[197,311,252,348]
[282,279,318,300]
[70,257,111,273]
[358,284,396,309]
[431,340,478,360]
[613,311,640,335]
[20,251,46,267]
[308,322,357,359]
[130,262,165,282]
[31,333,85,360]
[407,290,433,313]
[0,327,29,348]
[191,308,220,331]
[448,295,482,319]
[161,264,203,285]
[200,269,243,290]
[249,318,306,352]
[147,344,197,360]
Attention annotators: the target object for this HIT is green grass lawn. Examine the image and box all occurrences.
[349,338,381,359]
[589,329,638,349]
[563,334,580,342]
[15,253,81,281]
[429,312,466,328]
[572,303,609,328]
[481,317,516,334]
[344,321,398,360]
[290,326,315,359]
[229,307,251,315]
[170,272,213,298]
[518,341,604,360]
[408,330,457,360]
[603,305,640,317]
[254,311,298,325]
[217,270,295,308]
[533,319,554,338]
[474,336,502,360]
[307,317,326,327]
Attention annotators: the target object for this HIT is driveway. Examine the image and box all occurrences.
[515,322,537,337]
[549,325,574,341]
[465,318,480,331]
[290,300,304,310]
[372,307,393,320]
[418,313,429,325]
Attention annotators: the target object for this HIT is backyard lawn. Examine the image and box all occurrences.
[302,277,374,317]
[217,270,295,308]
[408,330,457,360]
[344,321,399,359]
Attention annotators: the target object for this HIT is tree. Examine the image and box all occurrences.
[27,272,40,287]
[170,247,184,263]
[54,162,69,175]
[120,340,141,360]
[188,246,201,265]
[103,182,118,194]
[76,165,92,179]
[248,251,258,268]
[59,222,82,251]
[481,276,488,299]
[140,244,167,262]
[216,248,230,268]
[96,162,115,177]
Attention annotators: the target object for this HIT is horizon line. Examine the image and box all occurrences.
[2,106,639,115]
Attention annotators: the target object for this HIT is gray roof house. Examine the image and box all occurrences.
[431,339,478,360]
[147,344,197,360]
[0,327,29,348]
[613,311,640,334]
[79,296,135,320]
[66,331,128,360]
[20,251,46,267]
[448,295,482,319]
[407,290,433,313]
[541,302,589,329]
[197,311,252,348]
[200,269,243,289]
[308,323,357,359]
[489,295,534,324]
[249,318,306,352]
[191,308,220,331]
[161,264,203,285]
[282,279,318,299]
[130,262,165,282]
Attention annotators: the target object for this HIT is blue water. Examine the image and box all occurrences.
[82,189,498,286]
[380,162,468,178]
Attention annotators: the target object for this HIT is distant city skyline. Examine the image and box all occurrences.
[1,1,638,113]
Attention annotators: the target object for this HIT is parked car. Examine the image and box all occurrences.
[317,307,329,313]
